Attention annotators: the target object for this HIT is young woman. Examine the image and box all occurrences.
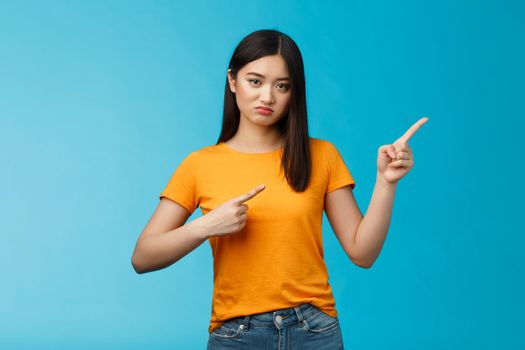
[131,29,428,350]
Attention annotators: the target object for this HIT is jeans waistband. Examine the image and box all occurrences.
[237,303,321,330]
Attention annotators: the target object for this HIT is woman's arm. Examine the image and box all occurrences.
[132,220,209,274]
[131,199,209,274]
[324,173,396,269]
[351,172,397,267]
[325,117,428,268]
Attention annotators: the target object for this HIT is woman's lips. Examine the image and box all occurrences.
[255,107,273,115]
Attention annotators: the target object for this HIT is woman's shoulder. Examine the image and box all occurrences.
[308,137,347,163]
[308,136,332,151]
[308,136,325,145]
[309,136,344,150]
[183,142,225,160]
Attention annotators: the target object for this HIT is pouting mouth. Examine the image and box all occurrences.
[255,106,274,112]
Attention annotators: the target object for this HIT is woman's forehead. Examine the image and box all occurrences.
[239,55,289,78]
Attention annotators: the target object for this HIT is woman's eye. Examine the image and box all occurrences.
[248,79,289,90]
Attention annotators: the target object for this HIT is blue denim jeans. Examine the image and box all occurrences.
[207,303,345,349]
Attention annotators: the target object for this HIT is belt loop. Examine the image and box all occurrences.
[241,315,251,330]
[293,304,304,322]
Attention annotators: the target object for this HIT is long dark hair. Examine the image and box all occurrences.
[216,29,311,192]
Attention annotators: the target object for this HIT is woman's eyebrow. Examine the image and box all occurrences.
[246,72,290,81]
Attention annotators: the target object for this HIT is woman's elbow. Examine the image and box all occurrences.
[131,255,145,274]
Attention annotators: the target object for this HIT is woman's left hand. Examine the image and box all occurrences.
[377,117,428,184]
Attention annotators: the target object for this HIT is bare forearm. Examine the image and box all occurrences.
[353,171,397,267]
[132,218,209,274]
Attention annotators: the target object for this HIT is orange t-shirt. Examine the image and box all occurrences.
[159,137,356,334]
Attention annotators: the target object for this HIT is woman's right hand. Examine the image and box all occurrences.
[197,184,266,238]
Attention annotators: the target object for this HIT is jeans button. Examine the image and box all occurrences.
[275,315,282,323]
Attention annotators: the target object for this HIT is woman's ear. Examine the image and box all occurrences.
[227,69,236,93]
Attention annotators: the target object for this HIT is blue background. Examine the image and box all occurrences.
[1,0,523,349]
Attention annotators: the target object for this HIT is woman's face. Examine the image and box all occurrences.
[227,54,292,127]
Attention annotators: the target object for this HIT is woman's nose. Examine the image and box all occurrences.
[260,87,275,104]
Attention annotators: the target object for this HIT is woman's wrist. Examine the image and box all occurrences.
[188,217,213,240]
[376,171,398,189]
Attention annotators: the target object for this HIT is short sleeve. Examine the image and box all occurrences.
[323,140,356,193]
[159,152,200,214]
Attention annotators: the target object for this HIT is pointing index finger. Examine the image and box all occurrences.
[234,184,266,204]
[396,117,429,144]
